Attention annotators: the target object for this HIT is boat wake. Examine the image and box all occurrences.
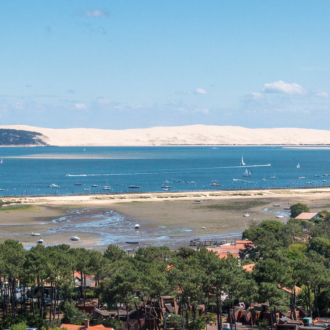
[66,164,271,177]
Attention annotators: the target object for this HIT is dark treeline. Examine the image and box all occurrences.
[1,204,330,330]
[0,129,46,146]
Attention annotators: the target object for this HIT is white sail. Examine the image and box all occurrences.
[297,163,300,169]
[240,156,245,166]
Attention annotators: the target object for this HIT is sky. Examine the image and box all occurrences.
[0,0,330,130]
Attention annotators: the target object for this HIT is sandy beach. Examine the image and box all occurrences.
[2,125,330,146]
[1,188,330,250]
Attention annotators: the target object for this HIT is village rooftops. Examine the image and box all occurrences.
[61,320,113,330]
[295,213,320,221]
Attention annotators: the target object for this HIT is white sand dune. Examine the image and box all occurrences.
[1,125,330,146]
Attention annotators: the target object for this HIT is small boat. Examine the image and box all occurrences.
[323,174,329,177]
[161,185,172,188]
[103,186,111,190]
[211,183,221,186]
[70,236,80,241]
[314,175,320,177]
[297,163,300,169]
[202,226,205,229]
[92,185,98,187]
[135,224,140,229]
[186,181,196,184]
[270,176,276,179]
[324,180,327,182]
[174,180,181,182]
[276,215,284,218]
[233,178,240,181]
[194,199,201,202]
[0,159,3,164]
[74,183,82,186]
[48,184,59,188]
[299,177,305,179]
[83,188,90,191]
[283,207,291,210]
[262,178,266,181]
[273,204,280,207]
[240,156,246,166]
[128,185,140,189]
[290,182,294,184]
[37,238,43,244]
[212,147,218,150]
[31,232,41,236]
[243,169,251,177]
[243,214,249,217]
[162,188,169,191]
[0,189,4,191]
[125,241,140,245]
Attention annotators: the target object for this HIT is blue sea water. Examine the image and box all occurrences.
[0,146,330,197]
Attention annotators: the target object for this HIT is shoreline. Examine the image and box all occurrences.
[2,186,330,204]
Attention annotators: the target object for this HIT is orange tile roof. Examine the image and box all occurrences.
[295,212,318,220]
[242,263,256,273]
[61,325,112,330]
[278,285,302,295]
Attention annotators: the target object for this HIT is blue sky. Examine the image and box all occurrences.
[1,0,330,129]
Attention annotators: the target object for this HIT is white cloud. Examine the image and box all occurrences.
[262,80,307,95]
[75,103,87,109]
[194,88,209,95]
[314,90,329,98]
[76,9,109,18]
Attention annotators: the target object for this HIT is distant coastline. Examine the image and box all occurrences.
[1,125,330,146]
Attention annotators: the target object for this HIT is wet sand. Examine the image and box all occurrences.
[1,188,330,250]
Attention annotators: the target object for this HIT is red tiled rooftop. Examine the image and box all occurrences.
[61,324,112,330]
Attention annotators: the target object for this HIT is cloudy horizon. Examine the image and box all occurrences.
[1,1,330,130]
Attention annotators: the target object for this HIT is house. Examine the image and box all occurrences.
[294,213,321,221]
[207,240,255,259]
[61,319,113,330]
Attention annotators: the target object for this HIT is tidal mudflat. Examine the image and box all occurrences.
[1,188,330,250]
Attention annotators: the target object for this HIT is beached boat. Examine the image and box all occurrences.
[37,238,43,244]
[48,184,59,188]
[202,226,205,229]
[125,241,140,244]
[243,214,249,217]
[283,207,291,210]
[240,156,246,166]
[194,199,201,202]
[276,215,284,218]
[31,232,41,236]
[273,204,280,207]
[135,224,140,229]
[243,169,251,177]
[70,236,80,241]
[297,163,300,169]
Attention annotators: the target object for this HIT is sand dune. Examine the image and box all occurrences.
[1,125,330,146]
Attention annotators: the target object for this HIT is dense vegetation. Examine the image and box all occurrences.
[1,203,330,330]
[0,129,46,146]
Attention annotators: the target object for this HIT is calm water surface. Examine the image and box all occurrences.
[0,146,330,196]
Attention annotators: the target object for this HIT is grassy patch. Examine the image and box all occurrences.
[199,200,271,211]
[0,204,33,212]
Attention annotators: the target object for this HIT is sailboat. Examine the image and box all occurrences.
[0,159,3,164]
[243,169,251,177]
[240,156,245,166]
[297,163,300,169]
